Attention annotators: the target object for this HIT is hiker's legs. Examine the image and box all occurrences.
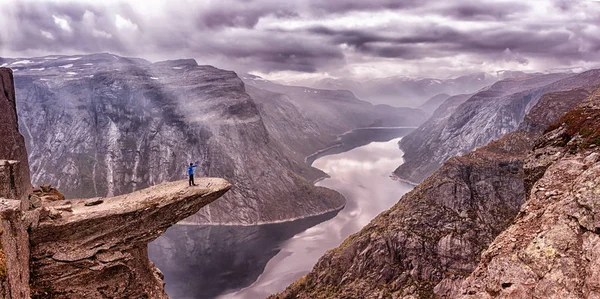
[189,174,193,186]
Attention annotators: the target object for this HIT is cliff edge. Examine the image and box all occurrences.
[459,88,600,298]
[0,66,231,298]
[30,179,230,298]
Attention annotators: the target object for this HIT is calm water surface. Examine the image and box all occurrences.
[149,137,414,299]
[220,137,414,298]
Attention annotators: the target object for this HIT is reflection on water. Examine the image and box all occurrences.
[219,138,414,298]
[148,212,337,299]
[149,137,414,299]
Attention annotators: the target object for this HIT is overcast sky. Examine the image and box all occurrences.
[1,0,600,81]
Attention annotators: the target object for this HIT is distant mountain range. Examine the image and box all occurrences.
[283,71,528,108]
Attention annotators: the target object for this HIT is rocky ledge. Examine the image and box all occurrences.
[28,178,230,298]
[459,89,600,298]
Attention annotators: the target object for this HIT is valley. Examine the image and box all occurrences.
[149,133,415,299]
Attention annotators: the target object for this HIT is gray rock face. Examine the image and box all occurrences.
[0,68,31,201]
[272,85,597,298]
[395,71,600,183]
[458,89,600,298]
[5,54,424,224]
[0,67,32,298]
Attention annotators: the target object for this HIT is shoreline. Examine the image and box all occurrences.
[177,203,345,227]
[180,127,415,227]
[390,173,419,186]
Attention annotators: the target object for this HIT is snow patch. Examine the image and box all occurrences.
[44,57,59,60]
[30,68,46,71]
[172,66,183,70]
[83,63,94,66]
[0,63,7,67]
[66,57,82,61]
[59,64,74,69]
[150,77,159,80]
[12,60,33,65]
[66,72,78,75]
[86,75,94,78]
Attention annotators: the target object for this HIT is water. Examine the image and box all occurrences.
[149,137,414,299]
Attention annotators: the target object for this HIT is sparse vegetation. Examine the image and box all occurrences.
[545,107,600,149]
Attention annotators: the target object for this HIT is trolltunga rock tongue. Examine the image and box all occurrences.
[29,178,230,298]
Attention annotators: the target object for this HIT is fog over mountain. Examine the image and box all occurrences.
[2,0,600,82]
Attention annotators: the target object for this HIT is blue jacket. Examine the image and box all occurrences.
[188,164,197,175]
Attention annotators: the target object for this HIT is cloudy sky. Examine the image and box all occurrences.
[1,0,600,81]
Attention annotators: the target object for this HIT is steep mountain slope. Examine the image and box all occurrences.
[418,93,451,115]
[0,68,31,200]
[395,71,600,183]
[242,74,426,165]
[272,85,597,298]
[459,89,600,298]
[5,54,347,224]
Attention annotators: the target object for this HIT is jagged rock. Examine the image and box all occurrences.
[0,68,31,203]
[272,86,597,298]
[458,88,600,298]
[83,198,103,206]
[32,184,65,202]
[29,194,41,209]
[29,178,230,298]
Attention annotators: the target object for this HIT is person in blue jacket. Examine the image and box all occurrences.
[188,162,198,186]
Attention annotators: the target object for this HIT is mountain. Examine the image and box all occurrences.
[460,88,600,298]
[0,67,232,298]
[395,71,600,184]
[289,71,526,107]
[418,93,451,115]
[272,82,599,298]
[242,74,426,163]
[3,53,425,224]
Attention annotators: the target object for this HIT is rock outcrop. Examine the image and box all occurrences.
[458,88,600,298]
[0,67,231,298]
[395,70,600,184]
[0,67,33,298]
[30,179,230,298]
[272,85,599,298]
[0,68,31,202]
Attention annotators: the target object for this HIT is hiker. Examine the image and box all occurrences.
[188,162,198,186]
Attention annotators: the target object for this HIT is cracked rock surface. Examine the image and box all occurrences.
[29,178,230,298]
[459,89,600,298]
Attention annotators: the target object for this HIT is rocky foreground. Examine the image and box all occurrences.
[0,67,231,298]
[272,84,600,297]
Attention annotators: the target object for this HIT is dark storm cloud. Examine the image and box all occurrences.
[436,1,529,21]
[1,0,600,77]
